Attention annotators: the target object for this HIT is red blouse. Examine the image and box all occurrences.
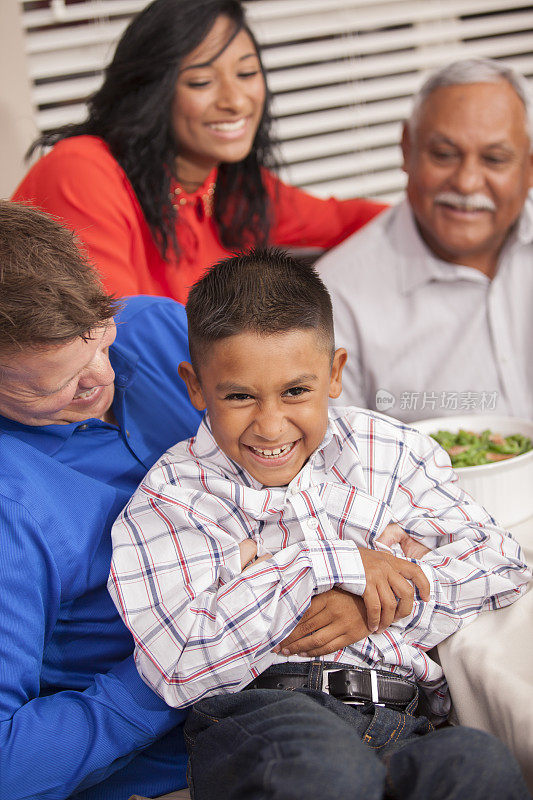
[13,136,386,304]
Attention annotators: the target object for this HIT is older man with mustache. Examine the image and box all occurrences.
[317,58,533,423]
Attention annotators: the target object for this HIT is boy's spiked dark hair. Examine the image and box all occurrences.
[186,247,335,372]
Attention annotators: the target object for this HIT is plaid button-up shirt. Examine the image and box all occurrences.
[109,407,530,718]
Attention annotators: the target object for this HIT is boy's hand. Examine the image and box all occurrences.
[239,539,273,571]
[239,539,257,570]
[359,547,431,632]
[377,522,431,559]
[273,588,370,657]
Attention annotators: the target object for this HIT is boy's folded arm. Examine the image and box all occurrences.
[109,493,366,709]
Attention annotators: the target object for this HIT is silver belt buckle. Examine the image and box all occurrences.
[322,667,384,706]
[321,667,364,705]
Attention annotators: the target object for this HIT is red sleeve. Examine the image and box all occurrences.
[11,137,154,298]
[265,170,387,250]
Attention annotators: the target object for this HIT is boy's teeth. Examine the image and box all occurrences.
[251,443,292,458]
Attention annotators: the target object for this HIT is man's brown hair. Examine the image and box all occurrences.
[0,201,120,354]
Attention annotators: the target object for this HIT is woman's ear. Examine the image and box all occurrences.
[178,362,207,410]
[329,348,347,399]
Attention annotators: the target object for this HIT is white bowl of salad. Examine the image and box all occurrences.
[412,415,533,529]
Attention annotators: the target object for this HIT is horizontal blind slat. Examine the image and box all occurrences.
[279,122,402,162]
[25,4,532,57]
[300,170,407,198]
[32,77,101,105]
[28,43,113,79]
[22,0,146,28]
[272,98,411,139]
[261,10,533,69]
[268,33,533,94]
[22,0,533,36]
[243,0,409,20]
[280,145,402,185]
[27,19,129,54]
[247,0,533,44]
[273,42,526,117]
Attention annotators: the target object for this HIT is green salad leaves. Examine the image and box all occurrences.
[430,429,533,468]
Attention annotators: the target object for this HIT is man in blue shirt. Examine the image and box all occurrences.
[0,200,201,799]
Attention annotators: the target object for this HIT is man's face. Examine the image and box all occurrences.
[179,329,346,487]
[402,80,533,276]
[0,322,116,426]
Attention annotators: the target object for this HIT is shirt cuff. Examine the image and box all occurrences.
[306,539,366,595]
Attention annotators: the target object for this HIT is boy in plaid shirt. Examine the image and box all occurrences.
[110,248,529,800]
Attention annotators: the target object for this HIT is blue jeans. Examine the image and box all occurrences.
[184,661,529,800]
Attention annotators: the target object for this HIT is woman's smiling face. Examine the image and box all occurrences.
[171,14,266,186]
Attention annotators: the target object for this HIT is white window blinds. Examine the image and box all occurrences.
[20,0,533,201]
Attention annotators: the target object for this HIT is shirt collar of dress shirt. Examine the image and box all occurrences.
[516,191,533,245]
[395,194,533,295]
[0,339,138,457]
[192,410,351,491]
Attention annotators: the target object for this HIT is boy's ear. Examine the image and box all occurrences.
[329,348,347,399]
[178,361,207,410]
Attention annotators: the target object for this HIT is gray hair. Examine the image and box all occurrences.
[407,58,533,149]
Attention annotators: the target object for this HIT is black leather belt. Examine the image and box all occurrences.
[244,666,417,710]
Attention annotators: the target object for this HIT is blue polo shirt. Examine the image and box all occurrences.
[0,296,202,800]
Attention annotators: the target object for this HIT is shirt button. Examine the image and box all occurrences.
[126,429,131,437]
[307,517,319,530]
[78,424,88,431]
[290,486,299,495]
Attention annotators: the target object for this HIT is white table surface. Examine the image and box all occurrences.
[437,517,533,793]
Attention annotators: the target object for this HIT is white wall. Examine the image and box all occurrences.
[0,0,38,198]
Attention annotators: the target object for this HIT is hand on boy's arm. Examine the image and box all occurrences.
[273,588,370,657]
[358,546,431,632]
[239,538,274,571]
[239,538,258,570]
[377,522,432,559]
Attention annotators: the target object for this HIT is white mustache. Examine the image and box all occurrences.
[435,191,496,213]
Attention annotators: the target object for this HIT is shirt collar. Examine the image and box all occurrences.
[109,338,139,392]
[169,167,217,217]
[394,200,489,294]
[192,410,349,490]
[516,191,533,245]
[0,339,139,457]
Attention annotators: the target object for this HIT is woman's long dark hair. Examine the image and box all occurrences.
[29,0,277,259]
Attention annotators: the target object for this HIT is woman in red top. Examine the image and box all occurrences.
[14,0,385,304]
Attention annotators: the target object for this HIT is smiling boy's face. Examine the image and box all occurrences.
[179,329,346,486]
